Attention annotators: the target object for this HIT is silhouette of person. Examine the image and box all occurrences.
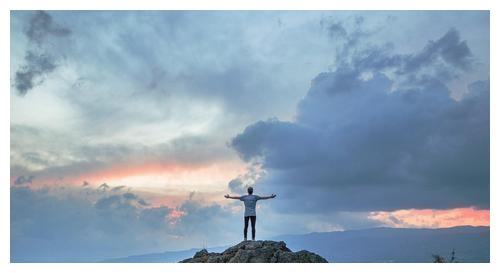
[225,186,276,241]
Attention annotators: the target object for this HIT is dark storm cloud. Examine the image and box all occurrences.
[358,43,470,86]
[230,28,489,212]
[322,18,474,86]
[401,28,473,73]
[14,51,58,95]
[13,11,71,95]
[25,11,71,45]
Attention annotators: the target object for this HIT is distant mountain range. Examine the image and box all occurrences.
[102,226,489,263]
[275,225,489,262]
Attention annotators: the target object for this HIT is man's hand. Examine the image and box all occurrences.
[271,193,277,198]
[224,194,230,199]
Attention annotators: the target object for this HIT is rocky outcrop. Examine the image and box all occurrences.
[179,240,328,263]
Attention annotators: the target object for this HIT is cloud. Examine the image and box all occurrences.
[227,163,265,194]
[228,178,244,193]
[401,28,473,73]
[10,125,238,185]
[11,12,488,193]
[10,11,341,138]
[13,175,35,185]
[97,183,110,191]
[24,11,71,45]
[94,193,148,211]
[10,185,242,262]
[111,185,126,192]
[14,51,58,95]
[169,198,241,245]
[230,27,489,213]
[13,11,71,95]
[368,207,490,228]
[321,18,475,87]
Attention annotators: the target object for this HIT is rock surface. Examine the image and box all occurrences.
[179,240,328,263]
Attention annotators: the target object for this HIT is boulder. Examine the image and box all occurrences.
[180,240,328,263]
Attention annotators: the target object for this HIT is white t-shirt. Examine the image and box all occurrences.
[239,195,261,217]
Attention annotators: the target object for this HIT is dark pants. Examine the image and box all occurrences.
[244,216,256,240]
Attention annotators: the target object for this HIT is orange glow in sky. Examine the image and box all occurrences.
[369,207,489,228]
[20,160,247,201]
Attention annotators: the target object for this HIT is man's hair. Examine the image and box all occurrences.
[247,186,253,194]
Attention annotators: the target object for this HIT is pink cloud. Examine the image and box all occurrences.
[368,207,489,228]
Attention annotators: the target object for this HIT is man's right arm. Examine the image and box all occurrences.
[224,194,241,200]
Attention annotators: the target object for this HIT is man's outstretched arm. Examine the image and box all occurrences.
[259,193,277,200]
[224,194,241,200]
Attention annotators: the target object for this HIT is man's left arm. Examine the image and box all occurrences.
[259,194,277,200]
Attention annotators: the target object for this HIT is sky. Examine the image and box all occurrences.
[10,10,490,262]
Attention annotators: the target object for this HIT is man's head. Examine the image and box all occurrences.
[247,186,253,195]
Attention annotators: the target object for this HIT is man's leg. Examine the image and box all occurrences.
[250,216,256,240]
[244,216,249,241]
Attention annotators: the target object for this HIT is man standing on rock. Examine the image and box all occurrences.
[224,187,276,241]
